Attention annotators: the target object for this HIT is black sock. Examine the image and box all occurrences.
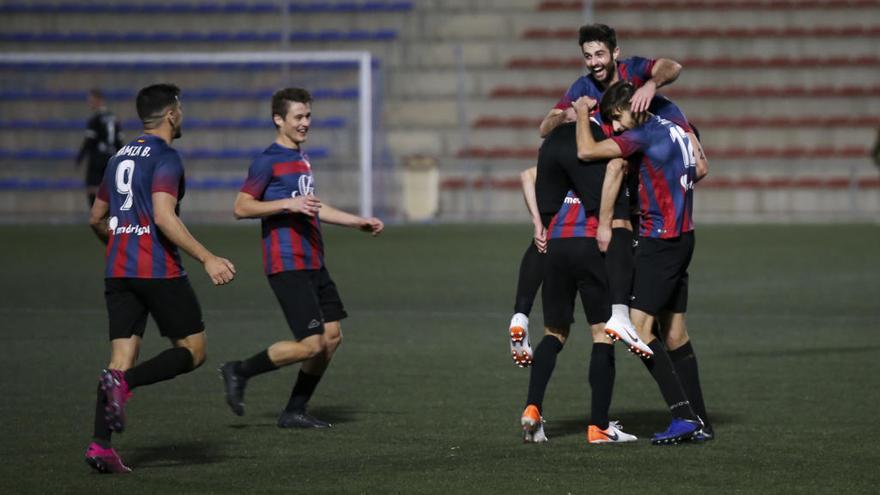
[514,243,545,315]
[285,370,323,413]
[589,343,615,430]
[525,335,564,411]
[669,341,710,426]
[92,383,111,447]
[236,349,278,378]
[605,228,635,305]
[642,340,698,421]
[123,347,193,389]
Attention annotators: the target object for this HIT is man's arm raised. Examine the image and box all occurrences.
[631,57,683,113]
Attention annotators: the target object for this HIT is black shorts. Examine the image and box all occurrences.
[630,231,695,316]
[542,238,611,328]
[267,267,348,340]
[105,276,204,341]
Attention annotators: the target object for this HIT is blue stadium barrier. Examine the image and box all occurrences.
[0,30,398,43]
[0,88,359,102]
[0,61,379,71]
[0,1,413,14]
[0,117,348,130]
[0,147,329,160]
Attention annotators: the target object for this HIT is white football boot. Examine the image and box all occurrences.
[509,313,534,367]
[604,305,653,358]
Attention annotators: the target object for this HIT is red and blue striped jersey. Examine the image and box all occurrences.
[547,190,599,239]
[611,116,696,239]
[554,56,656,112]
[240,143,323,275]
[96,134,186,279]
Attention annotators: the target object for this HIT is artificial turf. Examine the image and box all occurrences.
[0,223,878,494]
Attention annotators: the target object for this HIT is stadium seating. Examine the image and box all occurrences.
[0,2,414,14]
[0,30,398,43]
[0,118,347,131]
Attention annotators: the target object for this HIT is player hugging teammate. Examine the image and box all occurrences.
[511,23,713,445]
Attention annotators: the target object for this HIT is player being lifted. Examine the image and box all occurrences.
[519,119,638,444]
[574,81,711,444]
[220,88,383,429]
[510,23,681,363]
[84,84,236,473]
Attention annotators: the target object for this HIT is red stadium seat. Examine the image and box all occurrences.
[522,26,880,39]
[537,1,880,11]
[505,55,880,69]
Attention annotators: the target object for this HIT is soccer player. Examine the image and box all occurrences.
[75,89,123,207]
[84,83,237,473]
[220,88,384,429]
[573,82,711,444]
[519,120,638,444]
[538,23,683,138]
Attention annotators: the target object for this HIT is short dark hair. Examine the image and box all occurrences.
[272,87,312,126]
[88,88,104,100]
[578,23,617,52]
[599,81,636,123]
[136,83,180,128]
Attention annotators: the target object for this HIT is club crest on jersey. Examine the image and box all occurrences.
[292,174,315,198]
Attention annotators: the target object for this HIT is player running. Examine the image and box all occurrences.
[219,88,383,429]
[574,81,711,444]
[84,84,236,473]
[519,120,638,445]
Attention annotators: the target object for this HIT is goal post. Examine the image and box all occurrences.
[0,50,374,220]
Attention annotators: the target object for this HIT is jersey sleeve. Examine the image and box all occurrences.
[554,77,588,110]
[626,56,656,83]
[610,128,649,158]
[152,151,184,196]
[240,158,272,199]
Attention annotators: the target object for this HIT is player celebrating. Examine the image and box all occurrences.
[574,82,710,444]
[539,23,682,138]
[519,120,638,444]
[84,83,236,473]
[220,88,383,429]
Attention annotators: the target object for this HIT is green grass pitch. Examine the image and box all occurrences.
[0,223,878,494]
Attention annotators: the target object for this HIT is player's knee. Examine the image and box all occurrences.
[324,328,342,354]
[300,335,326,359]
[665,331,689,351]
[544,327,568,346]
